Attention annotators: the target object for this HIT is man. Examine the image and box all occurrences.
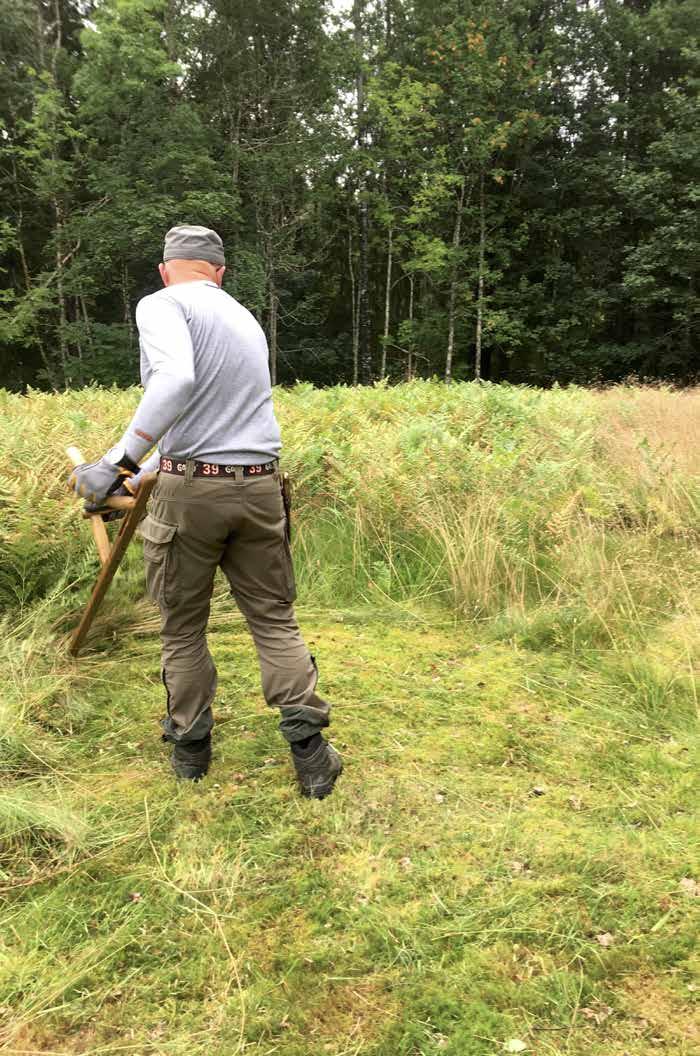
[69,224,342,798]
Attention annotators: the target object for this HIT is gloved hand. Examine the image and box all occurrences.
[83,474,143,522]
[68,452,139,505]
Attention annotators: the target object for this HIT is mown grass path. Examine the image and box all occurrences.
[2,608,697,1055]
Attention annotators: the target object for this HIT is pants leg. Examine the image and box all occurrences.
[140,475,224,744]
[219,474,331,743]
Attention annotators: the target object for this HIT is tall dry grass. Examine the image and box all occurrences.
[597,385,700,478]
[0,381,698,652]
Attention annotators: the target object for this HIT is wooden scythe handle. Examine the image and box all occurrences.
[68,469,157,657]
[66,446,115,564]
[66,444,159,655]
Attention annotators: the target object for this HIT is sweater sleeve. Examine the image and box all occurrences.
[117,293,195,462]
[137,448,162,474]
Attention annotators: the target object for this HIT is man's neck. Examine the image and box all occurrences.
[161,260,221,287]
[167,271,213,286]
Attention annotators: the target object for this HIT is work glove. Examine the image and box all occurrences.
[69,451,139,505]
[83,473,143,522]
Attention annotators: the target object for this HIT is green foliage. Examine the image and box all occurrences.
[1,0,699,388]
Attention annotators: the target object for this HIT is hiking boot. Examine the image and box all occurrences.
[292,738,343,799]
[170,733,211,781]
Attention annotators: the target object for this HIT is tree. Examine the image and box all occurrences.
[67,0,235,383]
[0,0,697,390]
[0,0,83,389]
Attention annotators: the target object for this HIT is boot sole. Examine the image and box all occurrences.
[172,764,209,781]
[300,759,343,800]
[170,756,211,781]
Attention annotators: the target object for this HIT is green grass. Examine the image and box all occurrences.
[1,609,698,1054]
[1,382,699,1053]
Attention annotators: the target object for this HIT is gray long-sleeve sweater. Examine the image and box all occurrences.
[116,280,281,466]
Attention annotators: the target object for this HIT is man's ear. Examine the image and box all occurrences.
[215,265,226,287]
[158,262,169,287]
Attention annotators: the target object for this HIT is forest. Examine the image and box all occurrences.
[0,0,698,392]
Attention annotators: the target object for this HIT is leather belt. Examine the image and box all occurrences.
[159,457,278,478]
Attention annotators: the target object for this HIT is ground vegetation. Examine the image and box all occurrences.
[0,382,698,1054]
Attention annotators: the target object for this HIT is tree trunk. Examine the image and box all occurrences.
[445,176,466,386]
[228,98,242,297]
[11,156,31,291]
[353,0,371,385]
[380,226,393,379]
[231,101,242,191]
[358,193,370,384]
[73,297,84,386]
[51,0,61,77]
[348,218,359,385]
[407,273,414,381]
[122,264,134,349]
[50,0,68,385]
[474,171,486,382]
[80,294,94,350]
[54,205,68,385]
[268,279,278,386]
[164,0,178,63]
[36,4,45,68]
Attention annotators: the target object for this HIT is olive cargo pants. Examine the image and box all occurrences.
[138,468,330,745]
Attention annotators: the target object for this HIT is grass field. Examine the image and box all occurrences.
[1,382,698,1054]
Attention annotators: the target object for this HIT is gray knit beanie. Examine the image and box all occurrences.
[163,225,225,266]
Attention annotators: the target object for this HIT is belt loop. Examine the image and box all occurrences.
[184,458,195,486]
[235,466,244,482]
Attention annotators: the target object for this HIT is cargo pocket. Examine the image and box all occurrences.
[138,515,178,607]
